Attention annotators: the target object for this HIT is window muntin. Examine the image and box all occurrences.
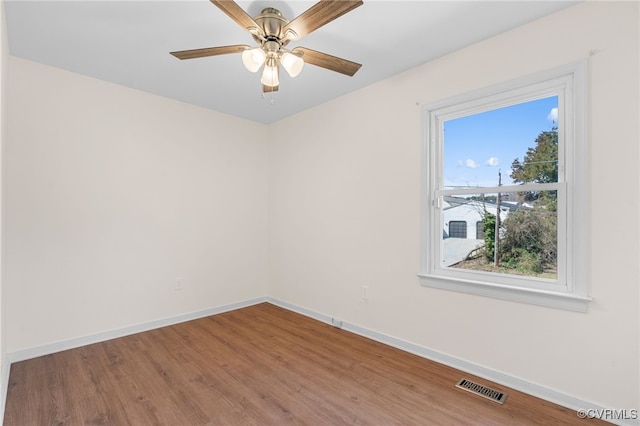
[419,62,590,311]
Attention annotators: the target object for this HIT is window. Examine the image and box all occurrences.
[419,62,590,311]
[475,221,484,240]
[448,221,467,239]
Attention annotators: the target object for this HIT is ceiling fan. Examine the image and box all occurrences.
[170,0,363,94]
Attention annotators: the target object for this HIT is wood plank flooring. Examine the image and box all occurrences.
[4,303,606,425]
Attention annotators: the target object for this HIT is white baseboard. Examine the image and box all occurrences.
[6,297,267,365]
[266,297,638,426]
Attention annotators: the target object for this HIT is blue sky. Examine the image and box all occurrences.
[443,96,558,189]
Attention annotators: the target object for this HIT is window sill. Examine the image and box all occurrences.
[418,273,591,312]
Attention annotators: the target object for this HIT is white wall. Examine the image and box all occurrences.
[0,0,6,418]
[4,57,269,352]
[269,1,639,411]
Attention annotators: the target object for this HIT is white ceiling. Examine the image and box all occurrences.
[5,1,578,124]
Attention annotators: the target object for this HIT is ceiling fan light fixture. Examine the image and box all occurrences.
[241,47,266,73]
[260,57,279,87]
[171,0,363,94]
[280,51,304,78]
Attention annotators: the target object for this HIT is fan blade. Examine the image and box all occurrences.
[263,85,279,93]
[282,0,363,41]
[294,47,361,76]
[170,45,250,60]
[210,0,261,34]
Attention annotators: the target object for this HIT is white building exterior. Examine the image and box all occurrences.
[441,198,510,266]
[442,198,509,240]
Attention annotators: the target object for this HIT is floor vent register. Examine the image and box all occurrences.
[455,378,507,404]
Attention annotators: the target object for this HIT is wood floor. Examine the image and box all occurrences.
[4,303,605,425]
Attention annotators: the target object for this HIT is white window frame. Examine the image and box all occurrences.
[419,61,590,312]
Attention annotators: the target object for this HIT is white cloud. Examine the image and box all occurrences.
[547,107,558,123]
[486,157,500,167]
[465,159,480,169]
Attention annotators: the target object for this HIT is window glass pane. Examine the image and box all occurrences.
[443,191,557,280]
[443,96,559,190]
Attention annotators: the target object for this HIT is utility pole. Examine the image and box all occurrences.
[494,169,502,267]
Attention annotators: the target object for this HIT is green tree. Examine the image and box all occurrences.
[501,127,559,275]
[510,128,558,205]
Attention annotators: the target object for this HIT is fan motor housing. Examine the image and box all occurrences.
[254,8,289,43]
